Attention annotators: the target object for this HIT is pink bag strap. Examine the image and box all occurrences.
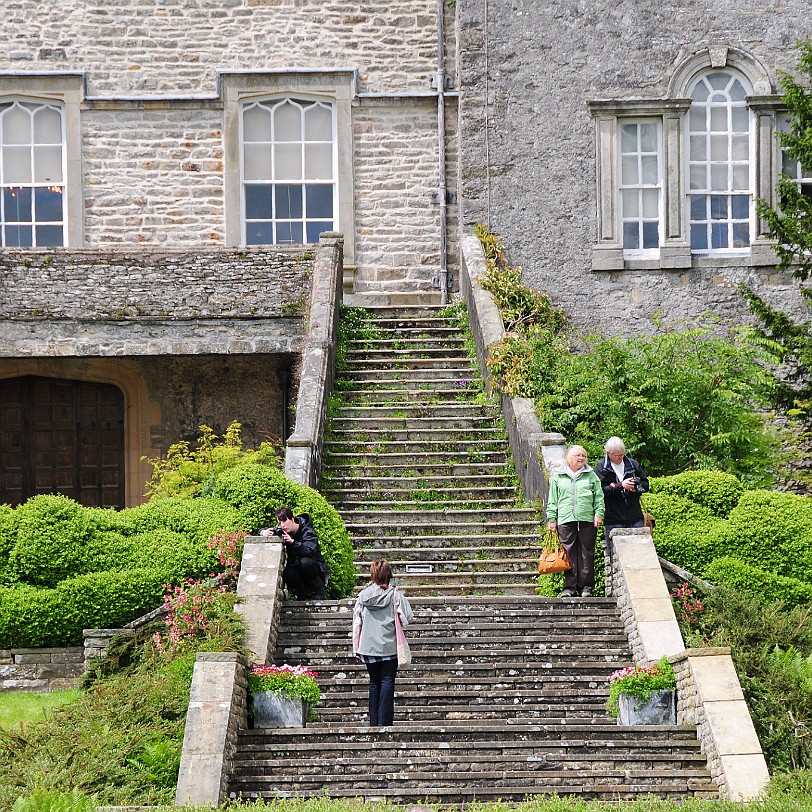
[393,590,406,645]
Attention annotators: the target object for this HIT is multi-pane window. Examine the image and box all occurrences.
[0,100,65,248]
[688,71,752,253]
[779,115,812,202]
[241,98,336,245]
[619,120,661,255]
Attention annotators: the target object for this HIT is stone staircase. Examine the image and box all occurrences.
[226,305,717,802]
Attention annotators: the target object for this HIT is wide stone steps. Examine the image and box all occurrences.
[254,306,717,803]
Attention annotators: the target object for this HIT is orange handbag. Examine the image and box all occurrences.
[538,527,572,574]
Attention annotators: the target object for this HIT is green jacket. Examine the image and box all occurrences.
[546,465,605,524]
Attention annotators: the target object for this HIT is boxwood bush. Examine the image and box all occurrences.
[213,464,355,598]
[648,470,744,518]
[705,557,812,608]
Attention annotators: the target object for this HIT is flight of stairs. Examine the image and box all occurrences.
[226,305,717,802]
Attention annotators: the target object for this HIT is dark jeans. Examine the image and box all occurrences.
[283,556,325,600]
[558,521,597,596]
[365,658,398,726]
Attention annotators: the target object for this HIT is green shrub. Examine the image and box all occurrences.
[649,470,745,518]
[9,495,96,587]
[651,519,728,576]
[121,496,241,546]
[704,557,812,608]
[0,570,169,648]
[0,504,17,584]
[121,529,218,580]
[213,464,354,597]
[641,492,715,526]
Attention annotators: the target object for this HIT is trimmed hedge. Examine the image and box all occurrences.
[213,464,355,598]
[705,557,812,608]
[649,470,744,518]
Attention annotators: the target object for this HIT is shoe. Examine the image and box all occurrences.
[581,589,593,597]
[560,590,576,598]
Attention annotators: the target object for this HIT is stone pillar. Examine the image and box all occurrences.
[607,527,684,664]
[672,648,770,801]
[175,652,249,807]
[235,536,286,665]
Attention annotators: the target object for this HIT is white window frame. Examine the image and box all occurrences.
[221,71,356,265]
[0,75,83,248]
[618,118,663,259]
[686,69,754,257]
[240,96,338,246]
[0,98,67,248]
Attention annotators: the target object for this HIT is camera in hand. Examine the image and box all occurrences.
[272,526,285,538]
[632,476,644,492]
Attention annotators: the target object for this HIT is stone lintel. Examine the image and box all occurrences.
[719,754,771,802]
[636,620,686,662]
[703,701,764,754]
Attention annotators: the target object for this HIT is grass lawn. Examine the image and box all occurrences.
[0,689,81,730]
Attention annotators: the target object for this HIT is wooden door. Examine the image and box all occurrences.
[0,376,125,508]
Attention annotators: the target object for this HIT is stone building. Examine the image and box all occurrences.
[0,1,457,507]
[459,0,811,333]
[1,0,808,508]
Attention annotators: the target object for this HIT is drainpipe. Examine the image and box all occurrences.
[435,0,449,305]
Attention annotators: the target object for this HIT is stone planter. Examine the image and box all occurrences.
[252,691,308,728]
[618,689,676,726]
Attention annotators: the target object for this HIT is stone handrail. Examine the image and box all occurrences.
[284,232,344,487]
[606,527,769,801]
[459,232,566,503]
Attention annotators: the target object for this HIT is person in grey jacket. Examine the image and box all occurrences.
[352,559,414,726]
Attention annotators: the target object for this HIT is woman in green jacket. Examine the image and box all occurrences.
[547,445,605,598]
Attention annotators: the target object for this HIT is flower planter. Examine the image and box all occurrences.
[618,689,676,726]
[252,691,308,728]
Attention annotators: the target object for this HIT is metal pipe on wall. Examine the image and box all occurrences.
[436,0,449,305]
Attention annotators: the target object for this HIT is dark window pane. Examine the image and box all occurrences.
[5,225,33,247]
[642,221,659,249]
[691,223,708,250]
[305,184,333,219]
[35,225,63,246]
[245,185,273,219]
[622,222,639,250]
[731,194,749,219]
[690,195,707,221]
[246,221,273,245]
[710,195,728,220]
[276,222,303,244]
[711,222,728,249]
[275,185,302,219]
[3,187,32,222]
[306,221,333,243]
[34,187,63,222]
[732,222,750,247]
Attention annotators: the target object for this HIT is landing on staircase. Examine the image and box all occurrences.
[227,305,717,803]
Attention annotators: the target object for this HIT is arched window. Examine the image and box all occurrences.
[687,71,752,253]
[241,97,336,245]
[0,100,65,248]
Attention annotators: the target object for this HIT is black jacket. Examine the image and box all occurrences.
[260,513,331,578]
[594,455,649,527]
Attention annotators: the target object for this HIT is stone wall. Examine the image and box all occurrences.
[0,1,457,294]
[0,648,84,691]
[0,248,312,320]
[458,0,811,333]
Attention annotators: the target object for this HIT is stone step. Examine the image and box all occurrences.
[340,507,541,526]
[352,545,539,561]
[325,439,505,456]
[344,340,468,354]
[342,350,470,365]
[352,563,539,581]
[323,454,509,470]
[349,534,542,548]
[326,427,507,444]
[336,387,488,404]
[337,499,520,514]
[334,404,499,419]
[329,415,502,431]
[320,486,522,510]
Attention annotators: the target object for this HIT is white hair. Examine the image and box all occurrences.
[564,445,587,464]
[604,436,626,454]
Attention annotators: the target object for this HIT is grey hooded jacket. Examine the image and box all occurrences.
[352,583,414,657]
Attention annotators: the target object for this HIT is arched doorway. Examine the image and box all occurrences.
[0,376,125,508]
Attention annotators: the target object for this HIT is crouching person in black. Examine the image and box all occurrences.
[260,506,330,600]
[594,436,649,539]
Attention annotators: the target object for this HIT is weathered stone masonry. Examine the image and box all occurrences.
[459,0,811,333]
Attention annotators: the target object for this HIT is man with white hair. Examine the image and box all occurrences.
[594,437,649,539]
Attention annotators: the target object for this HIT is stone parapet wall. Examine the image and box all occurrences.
[175,652,249,807]
[0,247,312,321]
[1,1,441,96]
[0,647,85,691]
[672,648,770,801]
[460,233,565,502]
